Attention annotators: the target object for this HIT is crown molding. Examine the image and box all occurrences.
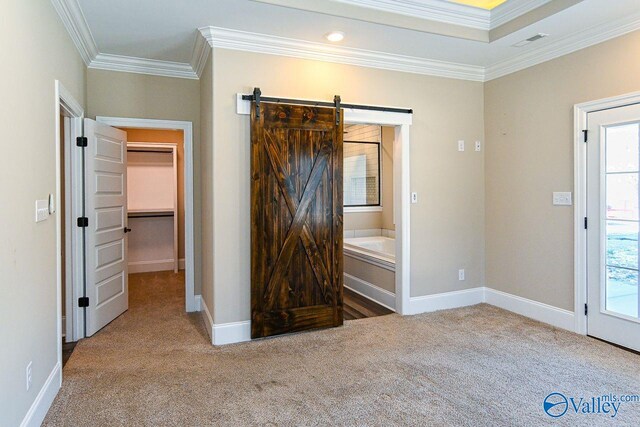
[199,26,485,81]
[490,0,550,29]
[89,54,199,80]
[335,0,490,30]
[191,31,211,77]
[51,0,98,65]
[485,12,640,81]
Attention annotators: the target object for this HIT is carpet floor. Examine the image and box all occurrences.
[44,272,640,426]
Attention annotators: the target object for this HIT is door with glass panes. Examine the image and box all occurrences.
[586,103,640,351]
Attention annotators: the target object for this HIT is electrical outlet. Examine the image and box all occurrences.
[458,140,465,152]
[26,362,32,391]
[411,192,418,204]
[458,269,465,281]
[475,141,481,151]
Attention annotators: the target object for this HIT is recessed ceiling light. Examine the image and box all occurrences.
[325,31,345,42]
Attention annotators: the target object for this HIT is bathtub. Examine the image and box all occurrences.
[344,236,395,271]
[343,236,396,310]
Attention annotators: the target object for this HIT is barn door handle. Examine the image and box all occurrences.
[124,227,132,233]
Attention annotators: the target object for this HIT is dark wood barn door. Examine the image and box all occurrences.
[251,102,343,339]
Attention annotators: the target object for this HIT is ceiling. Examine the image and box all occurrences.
[52,0,640,81]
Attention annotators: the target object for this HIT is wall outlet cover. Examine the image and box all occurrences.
[553,192,572,206]
[458,140,465,152]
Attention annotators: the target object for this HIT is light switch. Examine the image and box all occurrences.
[475,141,481,151]
[553,192,572,206]
[458,140,465,152]
[35,199,49,222]
[411,192,418,204]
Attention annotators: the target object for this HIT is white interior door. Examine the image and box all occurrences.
[84,119,129,336]
[587,103,640,351]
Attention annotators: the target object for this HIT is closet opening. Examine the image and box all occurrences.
[122,128,187,328]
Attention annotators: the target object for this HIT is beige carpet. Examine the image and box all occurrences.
[44,272,640,426]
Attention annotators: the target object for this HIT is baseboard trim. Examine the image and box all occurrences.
[200,297,214,343]
[194,295,202,311]
[408,287,484,315]
[484,288,575,332]
[128,258,186,274]
[344,273,396,311]
[20,362,61,427]
[213,320,252,346]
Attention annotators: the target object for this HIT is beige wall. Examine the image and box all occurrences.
[206,47,485,324]
[200,55,214,317]
[86,69,202,293]
[0,2,86,425]
[484,30,640,311]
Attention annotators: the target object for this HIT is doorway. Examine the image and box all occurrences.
[586,103,640,351]
[576,92,640,352]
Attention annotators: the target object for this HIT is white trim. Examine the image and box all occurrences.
[344,273,396,311]
[191,33,211,78]
[194,295,202,311]
[334,0,490,30]
[254,0,549,31]
[344,206,383,213]
[573,91,640,336]
[200,297,214,343]
[213,321,252,346]
[89,53,199,80]
[407,287,484,315]
[96,117,198,312]
[484,288,575,332]
[486,12,640,81]
[56,80,84,350]
[201,27,485,82]
[490,0,551,29]
[19,363,61,427]
[344,247,395,271]
[51,0,98,66]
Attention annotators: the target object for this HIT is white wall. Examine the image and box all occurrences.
[0,2,86,425]
[205,47,485,324]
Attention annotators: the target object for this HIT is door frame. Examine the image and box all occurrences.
[96,116,198,313]
[55,80,84,351]
[343,109,412,315]
[574,90,640,336]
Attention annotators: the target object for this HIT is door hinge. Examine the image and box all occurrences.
[585,303,588,316]
[78,296,89,308]
[582,130,588,142]
[77,217,88,228]
[584,217,588,229]
[76,136,88,147]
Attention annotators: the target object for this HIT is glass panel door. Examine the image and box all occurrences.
[604,123,640,319]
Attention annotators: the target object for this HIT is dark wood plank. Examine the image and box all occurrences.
[251,102,343,339]
[343,288,393,320]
